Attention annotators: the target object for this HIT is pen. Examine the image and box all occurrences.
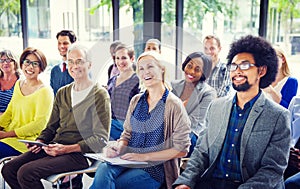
[100,138,108,145]
[101,138,118,152]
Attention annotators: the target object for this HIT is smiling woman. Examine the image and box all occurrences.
[171,52,217,157]
[107,44,140,141]
[0,49,20,115]
[90,51,191,189]
[0,47,53,158]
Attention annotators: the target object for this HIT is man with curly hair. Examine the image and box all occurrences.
[173,35,291,189]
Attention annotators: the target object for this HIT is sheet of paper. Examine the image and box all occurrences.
[84,153,148,165]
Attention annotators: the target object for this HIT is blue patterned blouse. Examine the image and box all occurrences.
[128,89,169,183]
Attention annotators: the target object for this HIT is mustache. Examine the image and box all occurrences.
[232,75,248,80]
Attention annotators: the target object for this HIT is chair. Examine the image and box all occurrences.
[44,160,102,189]
[0,156,102,189]
[0,156,17,189]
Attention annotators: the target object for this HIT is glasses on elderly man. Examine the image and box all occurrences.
[0,59,12,63]
[67,59,87,65]
[228,61,256,72]
[23,59,40,68]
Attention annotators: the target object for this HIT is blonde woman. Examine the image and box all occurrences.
[90,51,190,189]
[264,46,298,108]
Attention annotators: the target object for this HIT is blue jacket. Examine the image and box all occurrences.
[50,64,74,95]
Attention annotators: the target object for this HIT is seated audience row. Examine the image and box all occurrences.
[0,33,299,189]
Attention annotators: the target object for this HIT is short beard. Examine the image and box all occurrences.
[232,81,251,92]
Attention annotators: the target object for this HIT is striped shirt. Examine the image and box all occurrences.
[212,91,261,181]
[0,85,14,112]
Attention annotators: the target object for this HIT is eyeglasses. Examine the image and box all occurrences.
[23,59,40,68]
[228,61,256,72]
[0,59,12,63]
[67,59,86,65]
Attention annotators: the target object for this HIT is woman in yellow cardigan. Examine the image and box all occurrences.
[0,47,53,158]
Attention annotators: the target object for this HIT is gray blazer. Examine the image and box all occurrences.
[173,92,291,189]
[171,80,217,136]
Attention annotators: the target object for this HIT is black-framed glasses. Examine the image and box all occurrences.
[228,61,256,72]
[23,59,40,68]
[0,59,12,63]
[67,59,86,65]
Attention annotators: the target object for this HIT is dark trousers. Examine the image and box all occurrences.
[1,150,88,189]
[195,178,241,189]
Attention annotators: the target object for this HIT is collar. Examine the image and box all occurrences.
[232,90,262,108]
[142,88,169,103]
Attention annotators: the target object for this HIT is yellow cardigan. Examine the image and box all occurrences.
[0,80,53,153]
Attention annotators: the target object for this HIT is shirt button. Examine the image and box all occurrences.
[235,129,238,132]
[239,113,242,116]
[226,174,229,177]
[228,159,231,163]
[231,144,235,147]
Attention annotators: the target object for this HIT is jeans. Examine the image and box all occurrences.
[0,142,22,159]
[110,119,125,141]
[285,172,300,189]
[90,163,161,189]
